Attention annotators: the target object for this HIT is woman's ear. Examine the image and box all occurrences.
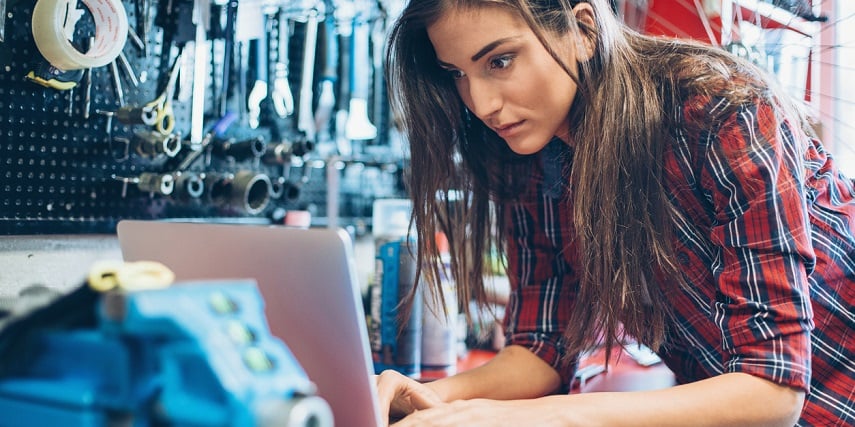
[572,2,596,62]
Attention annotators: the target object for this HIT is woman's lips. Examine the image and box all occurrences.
[495,121,524,138]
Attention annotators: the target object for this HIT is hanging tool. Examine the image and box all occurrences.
[297,6,321,142]
[132,129,182,158]
[269,176,286,200]
[143,0,152,49]
[135,0,150,56]
[127,26,146,53]
[371,13,388,145]
[331,0,353,154]
[189,0,211,145]
[262,135,314,165]
[218,0,238,117]
[172,112,238,172]
[101,115,181,158]
[112,172,174,196]
[213,135,267,160]
[109,60,126,106]
[144,52,183,135]
[271,10,295,118]
[24,7,89,91]
[344,9,376,141]
[25,61,85,90]
[238,42,249,124]
[269,175,302,203]
[0,0,6,42]
[173,172,205,200]
[247,17,269,129]
[205,171,272,216]
[82,68,92,118]
[117,51,140,87]
[96,106,158,126]
[67,88,75,116]
[314,11,338,140]
[207,3,224,101]
[234,1,266,127]
[136,172,176,195]
[82,38,94,119]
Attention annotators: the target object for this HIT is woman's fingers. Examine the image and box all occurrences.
[404,381,444,410]
[375,370,444,425]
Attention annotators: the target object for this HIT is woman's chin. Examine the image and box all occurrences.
[504,138,551,156]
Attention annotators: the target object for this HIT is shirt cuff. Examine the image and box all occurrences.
[725,330,812,393]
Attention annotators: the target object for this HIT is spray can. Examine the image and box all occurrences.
[420,232,458,375]
[370,238,423,377]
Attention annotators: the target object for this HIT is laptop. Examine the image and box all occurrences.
[116,220,383,427]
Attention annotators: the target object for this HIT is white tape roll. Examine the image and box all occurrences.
[32,0,128,70]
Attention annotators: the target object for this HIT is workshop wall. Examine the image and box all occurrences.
[0,0,406,234]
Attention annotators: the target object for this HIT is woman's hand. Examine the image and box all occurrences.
[375,369,444,425]
[390,396,575,427]
[375,345,562,425]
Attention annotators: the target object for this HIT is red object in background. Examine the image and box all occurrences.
[636,1,821,103]
[639,1,818,45]
[643,0,724,43]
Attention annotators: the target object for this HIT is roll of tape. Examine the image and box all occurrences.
[32,0,128,70]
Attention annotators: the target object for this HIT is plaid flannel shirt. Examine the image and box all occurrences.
[503,97,854,426]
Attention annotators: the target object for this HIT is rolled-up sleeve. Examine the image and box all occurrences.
[701,100,815,392]
[502,155,580,391]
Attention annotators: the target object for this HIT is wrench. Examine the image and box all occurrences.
[297,9,320,141]
[247,16,269,129]
[271,10,295,118]
[344,11,377,141]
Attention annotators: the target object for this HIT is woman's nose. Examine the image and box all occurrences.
[465,78,502,121]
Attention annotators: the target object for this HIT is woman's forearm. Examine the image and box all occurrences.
[426,345,562,402]
[424,345,803,426]
[557,372,804,426]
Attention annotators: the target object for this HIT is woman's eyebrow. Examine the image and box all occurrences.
[470,37,516,62]
[436,37,518,68]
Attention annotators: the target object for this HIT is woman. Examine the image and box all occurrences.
[378,0,854,425]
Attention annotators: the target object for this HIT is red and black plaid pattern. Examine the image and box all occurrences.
[502,97,853,426]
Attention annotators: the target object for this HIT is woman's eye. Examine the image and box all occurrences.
[449,69,465,79]
[489,55,514,70]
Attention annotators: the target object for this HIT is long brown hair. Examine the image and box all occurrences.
[386,0,807,359]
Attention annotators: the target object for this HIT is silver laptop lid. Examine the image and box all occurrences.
[117,220,382,427]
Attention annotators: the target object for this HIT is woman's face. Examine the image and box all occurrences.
[427,5,582,155]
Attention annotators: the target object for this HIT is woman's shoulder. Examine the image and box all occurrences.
[677,77,774,137]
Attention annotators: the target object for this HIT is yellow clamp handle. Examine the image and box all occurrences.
[88,260,175,292]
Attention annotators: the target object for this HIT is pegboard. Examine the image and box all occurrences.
[1,0,161,234]
[0,0,406,235]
